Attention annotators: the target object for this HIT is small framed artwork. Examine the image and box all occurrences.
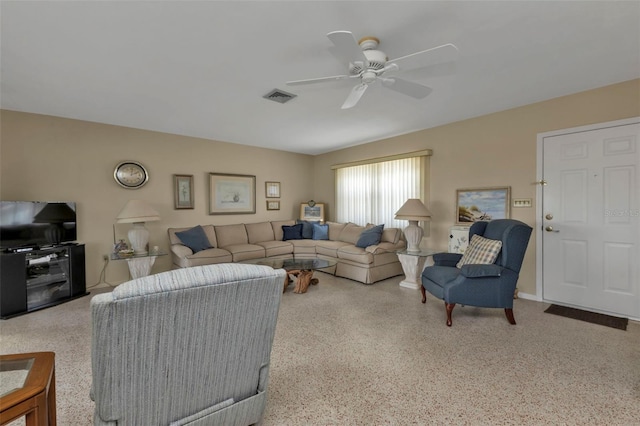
[300,203,324,222]
[456,187,511,224]
[174,174,194,209]
[209,173,256,215]
[265,181,280,198]
[266,200,280,211]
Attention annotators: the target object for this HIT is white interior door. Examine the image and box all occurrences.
[542,122,639,318]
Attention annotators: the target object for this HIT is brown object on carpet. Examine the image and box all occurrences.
[544,304,628,330]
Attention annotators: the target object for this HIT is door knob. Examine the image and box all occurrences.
[545,226,559,233]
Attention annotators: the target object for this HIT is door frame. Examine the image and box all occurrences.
[535,117,640,302]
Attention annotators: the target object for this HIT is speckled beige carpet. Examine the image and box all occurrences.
[1,273,639,425]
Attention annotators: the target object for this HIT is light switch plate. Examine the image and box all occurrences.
[513,198,532,208]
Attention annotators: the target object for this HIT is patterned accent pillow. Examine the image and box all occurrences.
[456,234,503,268]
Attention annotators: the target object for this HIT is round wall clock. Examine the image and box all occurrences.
[114,161,149,189]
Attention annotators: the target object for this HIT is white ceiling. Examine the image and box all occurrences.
[2,1,639,155]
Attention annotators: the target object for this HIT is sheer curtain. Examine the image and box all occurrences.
[335,156,423,228]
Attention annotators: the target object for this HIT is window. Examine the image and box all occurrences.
[335,154,427,228]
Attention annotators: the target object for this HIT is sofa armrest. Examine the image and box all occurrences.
[460,264,502,278]
[171,244,193,258]
[365,241,403,254]
[433,252,462,267]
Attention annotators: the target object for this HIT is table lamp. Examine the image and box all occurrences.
[394,198,431,253]
[116,200,160,255]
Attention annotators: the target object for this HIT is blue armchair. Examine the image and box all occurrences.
[421,219,532,326]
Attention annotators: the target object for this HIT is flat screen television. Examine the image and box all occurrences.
[0,201,77,251]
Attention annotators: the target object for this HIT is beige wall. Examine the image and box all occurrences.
[0,111,315,285]
[313,79,640,296]
[2,79,638,294]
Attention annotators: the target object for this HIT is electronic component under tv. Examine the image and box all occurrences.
[0,201,77,251]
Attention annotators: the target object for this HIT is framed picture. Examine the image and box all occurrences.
[456,187,511,224]
[209,173,256,215]
[300,203,324,222]
[174,174,194,209]
[266,200,280,211]
[265,181,280,198]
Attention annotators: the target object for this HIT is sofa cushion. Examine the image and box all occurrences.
[326,221,347,240]
[183,248,233,267]
[337,245,374,264]
[271,220,295,241]
[223,244,266,262]
[290,239,318,255]
[282,224,303,240]
[256,240,293,257]
[456,234,503,268]
[312,223,329,240]
[175,225,214,253]
[296,220,315,239]
[315,240,351,257]
[246,222,275,244]
[215,224,248,247]
[338,223,366,244]
[381,227,402,244]
[356,224,384,248]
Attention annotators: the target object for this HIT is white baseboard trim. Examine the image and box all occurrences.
[516,291,542,302]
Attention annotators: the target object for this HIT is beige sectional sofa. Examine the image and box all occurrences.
[168,220,406,284]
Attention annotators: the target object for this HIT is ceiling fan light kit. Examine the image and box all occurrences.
[286,30,458,109]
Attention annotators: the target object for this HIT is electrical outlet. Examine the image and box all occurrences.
[103,254,109,261]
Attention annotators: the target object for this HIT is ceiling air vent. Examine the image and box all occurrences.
[263,89,297,104]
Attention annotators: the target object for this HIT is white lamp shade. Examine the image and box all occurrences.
[394,199,431,221]
[116,200,160,224]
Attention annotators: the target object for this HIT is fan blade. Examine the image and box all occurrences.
[381,77,432,99]
[286,74,353,86]
[327,31,368,65]
[341,83,368,109]
[388,43,459,72]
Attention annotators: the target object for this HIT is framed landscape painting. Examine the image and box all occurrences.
[300,203,324,222]
[456,187,511,224]
[209,173,256,215]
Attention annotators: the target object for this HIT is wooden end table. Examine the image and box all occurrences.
[0,352,56,426]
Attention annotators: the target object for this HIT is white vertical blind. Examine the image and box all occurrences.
[336,157,422,228]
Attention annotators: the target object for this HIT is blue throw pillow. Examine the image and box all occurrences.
[296,220,314,239]
[282,224,303,241]
[175,225,213,253]
[312,223,329,240]
[356,224,384,248]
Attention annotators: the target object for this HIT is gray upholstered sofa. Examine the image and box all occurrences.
[168,220,406,284]
[90,263,286,425]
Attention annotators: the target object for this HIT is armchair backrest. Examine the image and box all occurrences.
[469,219,532,273]
[91,263,286,426]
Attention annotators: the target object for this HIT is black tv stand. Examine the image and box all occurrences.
[0,244,87,319]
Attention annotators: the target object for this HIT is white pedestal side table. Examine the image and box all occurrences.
[396,249,438,290]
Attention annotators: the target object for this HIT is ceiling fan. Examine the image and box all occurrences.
[286,31,459,109]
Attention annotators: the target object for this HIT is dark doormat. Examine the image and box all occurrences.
[544,304,628,330]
